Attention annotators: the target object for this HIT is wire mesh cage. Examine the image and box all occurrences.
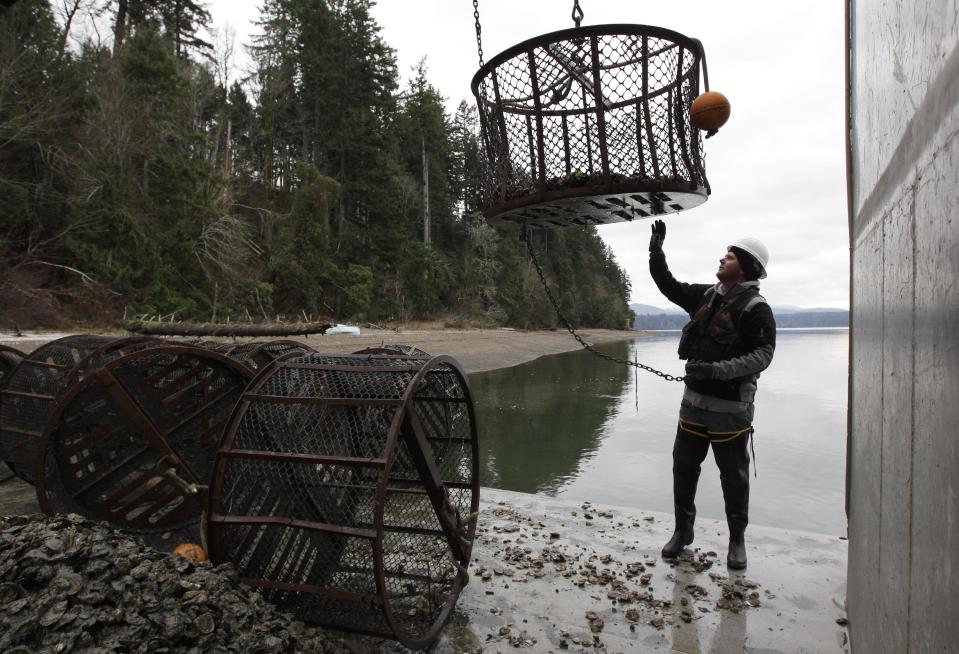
[0,345,26,479]
[197,339,317,373]
[471,24,709,227]
[353,344,432,359]
[207,353,479,649]
[0,335,161,483]
[0,344,25,389]
[36,345,253,547]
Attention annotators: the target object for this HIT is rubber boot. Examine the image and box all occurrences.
[662,430,705,559]
[714,433,750,570]
[661,515,695,559]
[727,529,747,570]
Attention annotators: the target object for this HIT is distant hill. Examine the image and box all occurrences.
[629,304,686,316]
[771,305,850,315]
[629,303,685,316]
[630,302,848,330]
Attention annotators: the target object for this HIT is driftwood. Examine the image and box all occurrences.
[122,321,332,337]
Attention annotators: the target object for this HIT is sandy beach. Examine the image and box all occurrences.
[0,327,638,374]
[300,327,636,372]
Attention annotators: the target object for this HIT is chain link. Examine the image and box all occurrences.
[473,0,484,68]
[571,0,584,27]
[524,228,685,382]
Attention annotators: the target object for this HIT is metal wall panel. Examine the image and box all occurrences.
[849,0,959,217]
[908,129,959,654]
[847,1,959,651]
[877,193,913,654]
[846,217,882,650]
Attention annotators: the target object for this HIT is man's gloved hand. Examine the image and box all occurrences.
[684,360,715,379]
[648,219,666,253]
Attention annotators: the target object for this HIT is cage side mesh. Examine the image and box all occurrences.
[198,339,316,372]
[0,335,116,481]
[0,345,25,388]
[209,354,478,649]
[353,344,432,359]
[37,347,252,546]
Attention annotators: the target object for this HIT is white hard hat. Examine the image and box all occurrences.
[728,237,769,279]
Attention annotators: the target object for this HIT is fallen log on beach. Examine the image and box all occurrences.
[121,320,332,337]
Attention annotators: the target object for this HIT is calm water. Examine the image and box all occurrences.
[470,329,848,536]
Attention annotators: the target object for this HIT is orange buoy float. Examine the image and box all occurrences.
[172,542,207,562]
[690,91,731,132]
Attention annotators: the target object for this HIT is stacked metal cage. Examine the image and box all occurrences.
[0,345,25,386]
[0,334,478,648]
[0,335,156,483]
[471,24,709,227]
[37,345,254,546]
[198,339,316,372]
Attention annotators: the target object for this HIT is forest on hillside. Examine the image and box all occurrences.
[0,0,633,330]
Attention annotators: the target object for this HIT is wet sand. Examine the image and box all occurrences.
[300,327,636,373]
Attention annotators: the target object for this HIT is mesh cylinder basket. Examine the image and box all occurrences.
[197,339,316,373]
[206,352,479,649]
[0,344,25,388]
[353,344,431,359]
[0,335,161,483]
[471,24,710,227]
[37,345,253,547]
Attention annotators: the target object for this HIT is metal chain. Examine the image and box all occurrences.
[473,0,484,68]
[523,228,685,382]
[571,0,584,27]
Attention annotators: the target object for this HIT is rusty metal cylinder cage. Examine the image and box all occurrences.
[37,345,253,546]
[0,344,25,388]
[207,353,479,649]
[471,24,709,227]
[0,345,26,477]
[197,339,317,373]
[353,344,431,358]
[0,335,159,483]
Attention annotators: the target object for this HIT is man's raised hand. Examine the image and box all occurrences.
[648,219,666,253]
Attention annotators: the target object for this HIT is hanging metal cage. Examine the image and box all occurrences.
[471,24,710,227]
[206,352,479,649]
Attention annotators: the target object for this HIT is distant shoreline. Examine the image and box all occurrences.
[0,328,638,375]
[639,326,850,332]
[633,312,849,330]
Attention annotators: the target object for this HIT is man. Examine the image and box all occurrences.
[648,219,776,570]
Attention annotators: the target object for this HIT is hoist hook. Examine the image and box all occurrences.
[572,0,584,27]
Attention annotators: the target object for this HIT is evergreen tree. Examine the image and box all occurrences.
[0,0,633,330]
[157,0,213,59]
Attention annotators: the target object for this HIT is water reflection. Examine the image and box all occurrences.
[469,329,849,535]
[470,341,632,495]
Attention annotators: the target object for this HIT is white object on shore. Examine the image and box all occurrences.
[326,324,361,336]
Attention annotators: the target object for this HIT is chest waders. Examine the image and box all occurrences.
[663,289,766,570]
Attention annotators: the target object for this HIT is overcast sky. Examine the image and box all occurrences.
[207,0,849,309]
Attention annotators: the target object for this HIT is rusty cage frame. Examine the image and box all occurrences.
[472,24,710,227]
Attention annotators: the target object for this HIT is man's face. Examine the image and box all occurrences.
[716,249,745,284]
